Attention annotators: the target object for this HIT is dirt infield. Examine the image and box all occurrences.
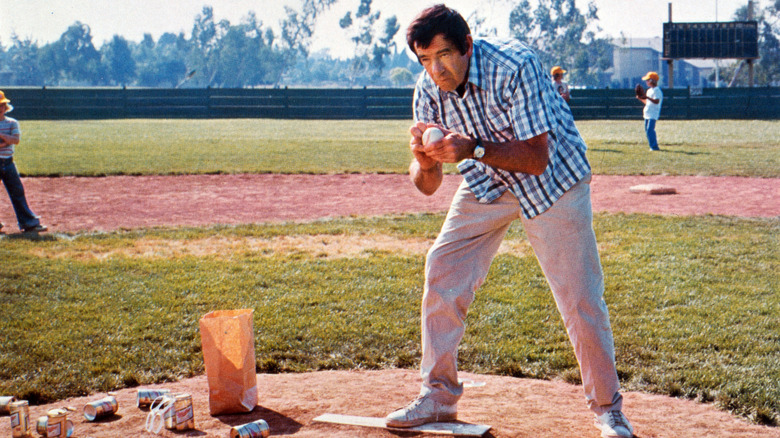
[0,369,778,438]
[0,173,778,437]
[0,174,778,233]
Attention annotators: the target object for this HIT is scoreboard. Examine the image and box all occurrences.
[663,21,759,59]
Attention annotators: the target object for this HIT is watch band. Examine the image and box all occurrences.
[473,137,485,159]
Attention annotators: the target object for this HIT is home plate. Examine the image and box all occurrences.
[629,183,677,194]
[313,413,492,436]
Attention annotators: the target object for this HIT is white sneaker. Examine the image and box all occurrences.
[385,396,457,428]
[594,410,634,438]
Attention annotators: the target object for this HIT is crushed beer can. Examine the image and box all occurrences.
[45,408,74,438]
[8,400,30,438]
[164,393,194,431]
[0,396,17,415]
[35,416,74,437]
[144,394,176,434]
[137,388,171,408]
[83,395,119,421]
[230,419,270,438]
[36,416,48,436]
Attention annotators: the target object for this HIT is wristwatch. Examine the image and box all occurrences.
[473,137,485,159]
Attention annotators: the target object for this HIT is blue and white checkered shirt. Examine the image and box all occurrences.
[413,38,591,218]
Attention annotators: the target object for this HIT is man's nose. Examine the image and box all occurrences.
[430,58,445,75]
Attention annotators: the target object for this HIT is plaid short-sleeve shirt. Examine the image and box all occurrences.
[413,38,591,218]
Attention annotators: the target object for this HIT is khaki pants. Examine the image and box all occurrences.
[419,175,622,415]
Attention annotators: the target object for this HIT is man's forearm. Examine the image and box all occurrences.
[476,135,549,175]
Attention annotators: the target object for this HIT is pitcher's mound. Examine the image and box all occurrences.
[2,369,777,438]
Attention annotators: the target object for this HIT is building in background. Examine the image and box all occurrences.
[611,37,718,88]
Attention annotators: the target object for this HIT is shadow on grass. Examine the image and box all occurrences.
[656,149,711,156]
[2,232,59,241]
[590,148,625,154]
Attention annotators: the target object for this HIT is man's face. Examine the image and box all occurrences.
[414,34,472,93]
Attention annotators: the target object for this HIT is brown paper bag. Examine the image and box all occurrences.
[199,309,258,415]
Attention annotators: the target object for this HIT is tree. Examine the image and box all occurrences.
[373,16,401,78]
[762,1,780,85]
[723,0,780,86]
[188,6,229,86]
[211,12,284,87]
[133,33,189,88]
[340,0,380,81]
[40,22,105,85]
[101,36,136,86]
[508,0,611,87]
[389,67,414,86]
[7,35,44,85]
[10,1,417,87]
[339,0,400,82]
[281,0,337,58]
[0,39,6,79]
[278,0,337,84]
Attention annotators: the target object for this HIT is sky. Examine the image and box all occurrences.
[0,0,756,59]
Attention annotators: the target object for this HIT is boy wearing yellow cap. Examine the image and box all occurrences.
[0,90,47,233]
[551,66,570,104]
[637,72,662,151]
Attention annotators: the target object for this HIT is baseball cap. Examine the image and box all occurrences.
[642,72,659,81]
[551,66,566,76]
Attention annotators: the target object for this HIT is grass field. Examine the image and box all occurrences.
[14,119,780,177]
[1,119,778,426]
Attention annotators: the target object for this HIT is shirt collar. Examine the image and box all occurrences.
[466,40,483,90]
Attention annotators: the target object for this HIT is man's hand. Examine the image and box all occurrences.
[412,122,477,165]
[419,126,474,164]
[409,122,443,195]
[410,121,441,170]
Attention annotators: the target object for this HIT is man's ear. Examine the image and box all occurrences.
[464,34,473,57]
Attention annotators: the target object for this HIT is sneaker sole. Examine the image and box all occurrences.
[594,421,633,438]
[386,412,457,428]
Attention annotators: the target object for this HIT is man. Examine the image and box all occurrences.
[551,66,571,104]
[384,5,633,438]
[637,71,662,151]
[0,90,48,234]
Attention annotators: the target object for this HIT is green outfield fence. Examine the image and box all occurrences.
[2,86,779,120]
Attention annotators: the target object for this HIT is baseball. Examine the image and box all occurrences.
[422,127,444,145]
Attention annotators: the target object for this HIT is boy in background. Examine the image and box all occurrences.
[637,72,663,151]
[0,90,47,233]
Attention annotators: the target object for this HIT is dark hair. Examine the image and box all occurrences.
[406,4,471,57]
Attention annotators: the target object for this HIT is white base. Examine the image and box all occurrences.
[313,413,491,436]
[629,183,677,194]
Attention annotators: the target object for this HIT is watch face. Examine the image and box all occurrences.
[474,145,485,159]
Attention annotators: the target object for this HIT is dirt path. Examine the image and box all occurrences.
[1,174,778,437]
[1,174,777,233]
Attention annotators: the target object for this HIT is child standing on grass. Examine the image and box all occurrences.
[637,72,663,151]
[0,90,47,234]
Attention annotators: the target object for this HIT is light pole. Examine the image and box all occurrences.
[715,0,720,87]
